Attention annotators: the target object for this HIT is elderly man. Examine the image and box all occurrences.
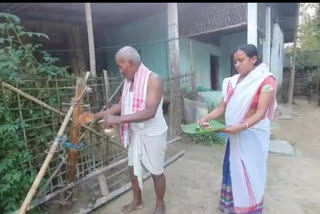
[79,46,168,214]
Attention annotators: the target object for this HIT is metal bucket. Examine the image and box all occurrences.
[98,120,117,138]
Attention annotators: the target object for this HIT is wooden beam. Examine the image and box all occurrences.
[287,3,300,105]
[85,3,97,77]
[98,174,109,196]
[68,24,88,76]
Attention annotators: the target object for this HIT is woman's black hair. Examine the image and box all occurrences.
[233,44,262,66]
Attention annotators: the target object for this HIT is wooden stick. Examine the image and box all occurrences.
[66,78,85,183]
[37,160,65,197]
[102,70,110,108]
[75,150,185,214]
[108,79,125,103]
[18,72,91,214]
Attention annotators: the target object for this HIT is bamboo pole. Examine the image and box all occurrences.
[1,81,65,116]
[103,70,110,108]
[18,72,91,214]
[107,79,125,103]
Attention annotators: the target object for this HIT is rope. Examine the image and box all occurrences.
[60,140,86,151]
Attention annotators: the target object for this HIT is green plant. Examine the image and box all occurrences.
[0,13,69,214]
[191,132,225,145]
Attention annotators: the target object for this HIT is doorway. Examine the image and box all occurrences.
[210,55,219,90]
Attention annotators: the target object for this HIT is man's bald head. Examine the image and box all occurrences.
[115,46,141,80]
[115,46,141,65]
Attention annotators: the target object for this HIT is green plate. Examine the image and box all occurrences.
[181,120,226,134]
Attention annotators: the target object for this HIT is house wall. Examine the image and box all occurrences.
[102,10,225,90]
[179,31,247,91]
[103,11,169,79]
[179,38,222,89]
[101,9,247,92]
[219,31,247,89]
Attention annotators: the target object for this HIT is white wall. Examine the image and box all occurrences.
[270,23,284,91]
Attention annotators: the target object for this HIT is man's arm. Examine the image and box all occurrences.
[94,102,121,120]
[79,98,121,125]
[120,73,163,123]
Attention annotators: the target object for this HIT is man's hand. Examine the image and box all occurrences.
[79,112,96,125]
[103,115,123,127]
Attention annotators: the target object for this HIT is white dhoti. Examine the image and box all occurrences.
[121,77,168,190]
[128,130,167,189]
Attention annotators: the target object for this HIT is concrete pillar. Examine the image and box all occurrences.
[168,3,180,76]
[263,6,271,66]
[167,3,181,138]
[247,3,258,46]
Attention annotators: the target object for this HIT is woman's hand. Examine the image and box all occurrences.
[221,124,245,134]
[198,116,211,129]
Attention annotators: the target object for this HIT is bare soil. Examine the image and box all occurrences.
[89,97,320,214]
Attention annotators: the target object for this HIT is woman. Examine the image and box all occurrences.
[199,44,277,214]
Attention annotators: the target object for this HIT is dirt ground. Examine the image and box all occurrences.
[91,96,320,214]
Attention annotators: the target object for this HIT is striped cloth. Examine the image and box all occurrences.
[120,63,151,148]
[219,140,264,214]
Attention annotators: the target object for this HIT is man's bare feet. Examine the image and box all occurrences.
[121,200,144,214]
[153,204,166,214]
